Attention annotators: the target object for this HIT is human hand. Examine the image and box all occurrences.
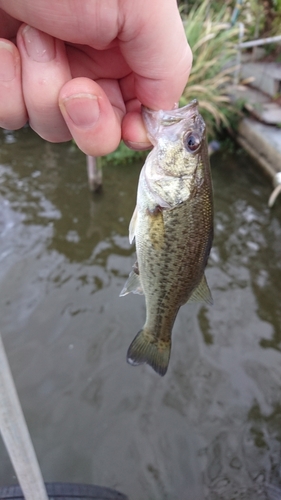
[0,0,192,156]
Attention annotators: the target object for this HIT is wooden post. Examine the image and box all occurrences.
[86,155,103,192]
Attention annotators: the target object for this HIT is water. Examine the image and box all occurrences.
[0,127,281,500]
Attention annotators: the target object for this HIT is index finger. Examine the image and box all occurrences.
[0,0,191,111]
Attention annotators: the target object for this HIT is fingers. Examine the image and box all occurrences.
[0,0,192,112]
[0,0,192,154]
[59,77,125,156]
[122,111,152,151]
[16,24,72,142]
[0,9,21,39]
[0,39,27,129]
[0,1,118,46]
[121,97,151,150]
[119,0,192,110]
[15,24,125,155]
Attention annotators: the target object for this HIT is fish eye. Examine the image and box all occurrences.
[184,132,201,153]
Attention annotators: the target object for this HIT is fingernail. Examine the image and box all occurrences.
[60,94,100,128]
[0,42,16,81]
[124,140,152,151]
[22,25,55,62]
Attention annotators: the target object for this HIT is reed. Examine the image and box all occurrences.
[181,0,241,138]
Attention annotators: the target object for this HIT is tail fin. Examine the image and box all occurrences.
[126,329,171,376]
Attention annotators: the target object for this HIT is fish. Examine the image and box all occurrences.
[120,99,213,376]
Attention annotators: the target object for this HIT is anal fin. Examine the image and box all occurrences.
[188,274,213,305]
[119,267,144,296]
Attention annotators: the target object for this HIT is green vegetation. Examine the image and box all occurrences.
[235,0,271,39]
[179,0,234,15]
[180,0,281,37]
[104,141,146,166]
[180,0,240,139]
[107,0,240,165]
[105,0,281,164]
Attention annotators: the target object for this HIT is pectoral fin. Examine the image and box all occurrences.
[119,266,144,296]
[188,274,213,305]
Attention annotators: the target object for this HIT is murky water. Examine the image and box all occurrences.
[0,127,281,500]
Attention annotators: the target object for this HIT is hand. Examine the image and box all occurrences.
[0,0,192,156]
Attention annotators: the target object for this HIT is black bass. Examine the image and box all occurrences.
[120,100,213,376]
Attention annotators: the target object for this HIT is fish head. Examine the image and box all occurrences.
[142,100,207,177]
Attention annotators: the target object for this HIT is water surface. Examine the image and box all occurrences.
[0,127,281,500]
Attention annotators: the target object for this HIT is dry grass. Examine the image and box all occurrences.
[181,0,241,138]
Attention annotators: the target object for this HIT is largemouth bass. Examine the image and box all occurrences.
[120,100,213,376]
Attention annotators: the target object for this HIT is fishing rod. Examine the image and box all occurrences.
[0,334,48,500]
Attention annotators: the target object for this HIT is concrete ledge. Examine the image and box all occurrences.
[237,118,281,179]
[240,62,281,97]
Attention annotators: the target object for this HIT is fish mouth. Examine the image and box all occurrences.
[142,99,199,122]
[141,100,201,144]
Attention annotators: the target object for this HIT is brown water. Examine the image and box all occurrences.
[0,127,281,500]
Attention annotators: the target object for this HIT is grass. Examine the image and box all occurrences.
[180,0,242,139]
[104,141,146,166]
[104,0,242,165]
